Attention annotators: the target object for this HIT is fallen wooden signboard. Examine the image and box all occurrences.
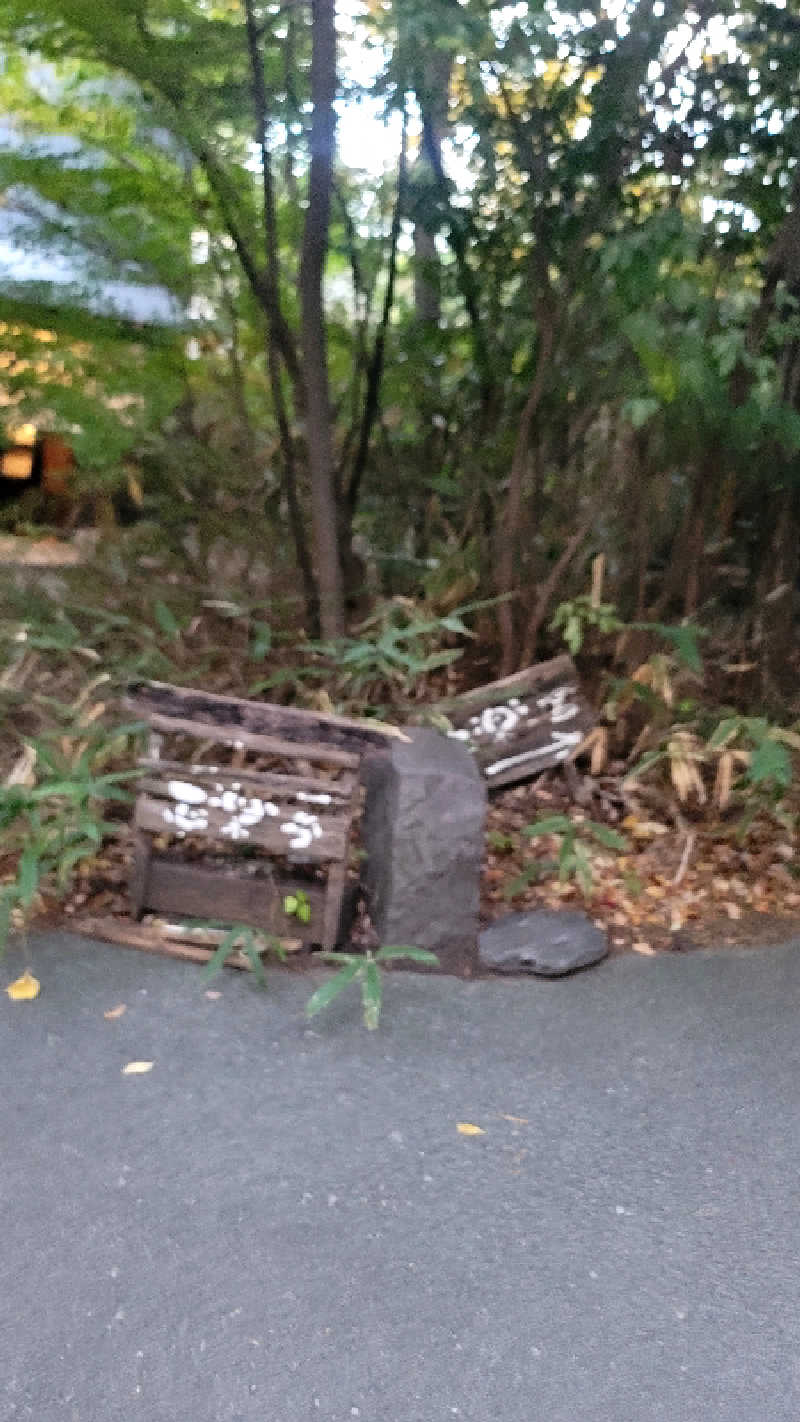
[124,681,405,948]
[433,654,596,789]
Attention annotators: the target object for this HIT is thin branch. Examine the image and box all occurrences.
[519,514,593,666]
[346,107,408,518]
[242,0,304,398]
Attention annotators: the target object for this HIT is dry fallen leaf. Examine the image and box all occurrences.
[104,1003,127,1020]
[622,816,669,840]
[122,1060,154,1075]
[205,990,222,1000]
[724,902,742,920]
[457,1122,485,1136]
[5,970,40,1001]
[501,1114,529,1125]
[632,941,656,956]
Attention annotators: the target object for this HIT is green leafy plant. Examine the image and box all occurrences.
[550,596,623,654]
[552,593,706,677]
[305,945,439,1030]
[200,923,285,987]
[506,814,629,899]
[0,713,143,953]
[625,714,799,830]
[283,889,312,924]
[291,598,488,707]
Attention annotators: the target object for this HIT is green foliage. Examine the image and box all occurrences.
[305,945,439,1031]
[624,713,799,837]
[0,0,797,718]
[506,815,629,900]
[200,923,284,987]
[552,597,705,682]
[256,600,481,710]
[632,624,706,677]
[283,890,312,925]
[550,598,623,655]
[707,716,798,786]
[0,713,143,954]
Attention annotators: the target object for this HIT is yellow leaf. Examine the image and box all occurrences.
[104,1003,127,1019]
[457,1122,485,1136]
[122,1060,154,1075]
[5,970,40,1001]
[622,816,669,840]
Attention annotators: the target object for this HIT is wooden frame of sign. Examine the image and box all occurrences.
[434,654,595,789]
[124,681,405,948]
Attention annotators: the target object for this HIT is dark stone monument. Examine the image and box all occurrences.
[479,909,608,976]
[361,729,487,966]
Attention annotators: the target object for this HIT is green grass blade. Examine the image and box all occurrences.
[200,928,240,984]
[305,961,361,1018]
[362,961,382,1030]
[244,942,268,988]
[585,821,630,851]
[523,815,571,837]
[375,946,439,964]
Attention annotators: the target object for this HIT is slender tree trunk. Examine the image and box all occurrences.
[497,317,554,674]
[265,339,320,633]
[757,488,799,701]
[519,516,592,666]
[300,0,346,637]
[242,0,318,626]
[347,112,407,523]
[413,52,450,326]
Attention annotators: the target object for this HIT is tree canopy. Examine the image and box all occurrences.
[0,0,798,677]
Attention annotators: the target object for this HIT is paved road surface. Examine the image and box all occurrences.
[2,930,800,1421]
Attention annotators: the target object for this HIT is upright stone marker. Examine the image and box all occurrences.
[361,729,487,966]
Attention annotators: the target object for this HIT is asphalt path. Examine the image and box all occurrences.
[2,930,800,1421]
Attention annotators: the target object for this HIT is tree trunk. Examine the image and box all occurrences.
[497,317,554,674]
[243,0,318,627]
[300,0,346,638]
[413,52,451,327]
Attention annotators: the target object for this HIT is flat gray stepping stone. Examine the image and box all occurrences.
[479,909,608,976]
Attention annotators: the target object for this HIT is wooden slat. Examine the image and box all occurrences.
[134,857,331,942]
[433,655,596,789]
[76,915,255,969]
[129,831,151,919]
[135,792,349,863]
[136,759,356,802]
[135,710,361,770]
[125,680,407,756]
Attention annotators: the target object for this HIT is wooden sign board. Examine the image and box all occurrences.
[123,681,406,949]
[434,654,596,789]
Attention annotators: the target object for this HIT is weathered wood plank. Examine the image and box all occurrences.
[125,681,407,756]
[137,759,356,803]
[133,857,330,942]
[77,914,309,966]
[135,791,349,862]
[129,831,151,919]
[133,709,361,769]
[434,655,596,788]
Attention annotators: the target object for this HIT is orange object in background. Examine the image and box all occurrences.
[0,427,75,496]
[38,433,75,496]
